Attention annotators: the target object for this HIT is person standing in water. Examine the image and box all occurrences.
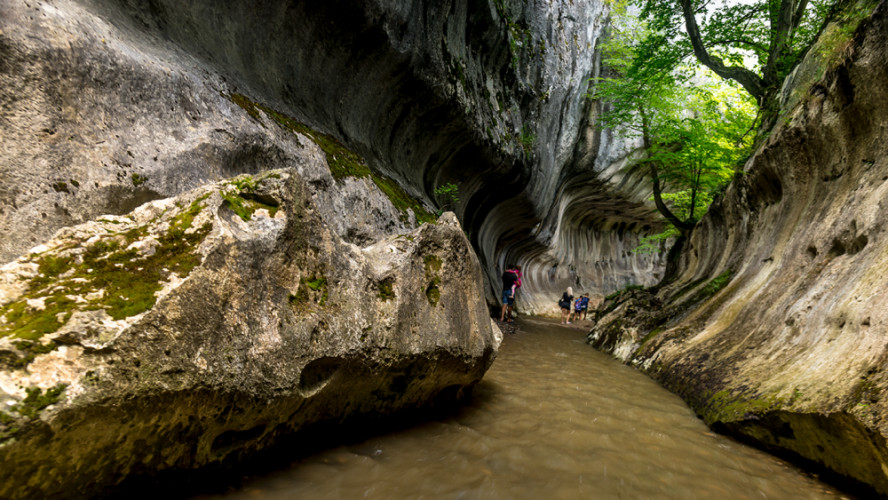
[510,265,522,311]
[560,286,574,324]
[500,264,519,323]
[579,293,590,320]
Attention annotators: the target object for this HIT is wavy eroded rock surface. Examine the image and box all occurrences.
[588,2,888,494]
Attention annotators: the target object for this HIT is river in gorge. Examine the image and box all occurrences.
[193,317,848,500]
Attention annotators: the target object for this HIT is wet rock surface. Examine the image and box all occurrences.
[587,2,888,495]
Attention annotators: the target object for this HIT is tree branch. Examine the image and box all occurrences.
[791,0,810,32]
[639,109,696,232]
[650,162,697,231]
[679,0,767,102]
[765,0,799,82]
[709,38,770,54]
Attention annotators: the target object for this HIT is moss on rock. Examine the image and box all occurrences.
[423,254,443,306]
[377,278,396,301]
[12,384,67,419]
[0,194,213,340]
[226,93,435,224]
[220,174,281,221]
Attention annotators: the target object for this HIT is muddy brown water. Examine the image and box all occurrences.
[196,317,846,499]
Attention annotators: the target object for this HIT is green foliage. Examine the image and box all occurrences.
[434,183,460,215]
[814,0,877,69]
[631,0,835,109]
[634,226,680,254]
[592,7,756,247]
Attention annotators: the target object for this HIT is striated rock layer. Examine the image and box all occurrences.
[0,170,500,498]
[588,1,888,494]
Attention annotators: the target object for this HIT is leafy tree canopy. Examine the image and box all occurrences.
[591,3,757,250]
[630,0,835,112]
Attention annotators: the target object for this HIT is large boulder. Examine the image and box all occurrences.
[0,170,500,498]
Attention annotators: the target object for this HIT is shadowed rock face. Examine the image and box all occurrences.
[588,1,888,494]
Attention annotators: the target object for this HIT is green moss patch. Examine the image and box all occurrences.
[700,269,733,299]
[131,173,148,186]
[702,389,783,425]
[0,195,213,340]
[377,278,396,302]
[0,340,59,369]
[372,174,436,224]
[226,93,435,224]
[0,410,17,443]
[290,274,329,311]
[425,278,441,307]
[220,175,280,222]
[604,284,645,302]
[12,384,67,419]
[423,255,443,307]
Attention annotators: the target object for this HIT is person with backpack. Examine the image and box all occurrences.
[559,287,574,324]
[500,264,519,323]
[579,293,590,320]
[574,294,584,319]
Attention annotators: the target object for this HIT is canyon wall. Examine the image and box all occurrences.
[0,0,666,315]
[587,0,888,494]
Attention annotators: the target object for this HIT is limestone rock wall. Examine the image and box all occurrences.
[0,0,421,263]
[0,0,665,311]
[587,0,888,494]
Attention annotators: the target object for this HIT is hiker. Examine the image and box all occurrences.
[500,264,519,323]
[512,265,523,290]
[559,286,574,324]
[574,294,583,320]
[579,293,590,320]
[508,264,523,311]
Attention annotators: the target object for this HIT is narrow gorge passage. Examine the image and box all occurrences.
[195,319,844,500]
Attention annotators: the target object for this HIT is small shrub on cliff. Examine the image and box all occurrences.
[434,183,460,215]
